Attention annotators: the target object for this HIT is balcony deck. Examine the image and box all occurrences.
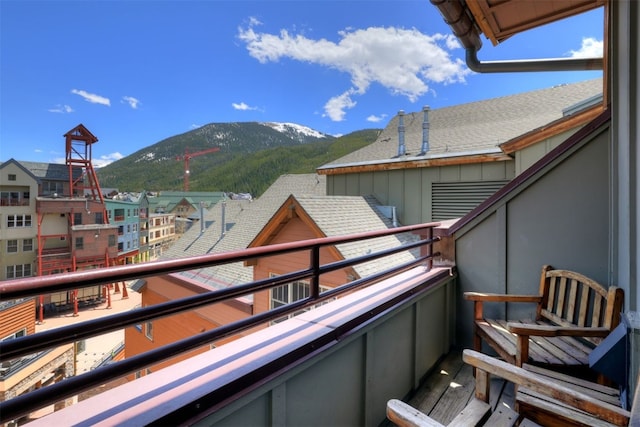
[385,350,520,426]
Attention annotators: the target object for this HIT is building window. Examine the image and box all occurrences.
[74,212,82,225]
[42,180,64,196]
[7,214,32,228]
[145,321,153,340]
[8,174,16,181]
[7,240,18,253]
[0,191,22,206]
[75,237,84,250]
[270,278,331,323]
[6,264,32,279]
[96,212,104,224]
[109,235,117,247]
[22,238,33,252]
[108,210,112,220]
[2,328,26,341]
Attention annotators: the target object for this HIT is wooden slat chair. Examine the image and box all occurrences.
[464,265,624,370]
[386,349,637,427]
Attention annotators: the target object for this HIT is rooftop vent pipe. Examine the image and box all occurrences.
[199,202,205,234]
[420,106,430,155]
[220,200,226,237]
[397,110,406,157]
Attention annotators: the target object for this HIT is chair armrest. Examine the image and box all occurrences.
[463,292,541,303]
[462,349,630,426]
[506,323,610,337]
[386,399,445,427]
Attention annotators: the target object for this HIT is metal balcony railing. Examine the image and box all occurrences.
[0,222,440,423]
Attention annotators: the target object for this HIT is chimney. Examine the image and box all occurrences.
[397,110,406,157]
[421,106,430,155]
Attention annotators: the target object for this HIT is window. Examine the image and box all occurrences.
[145,321,153,340]
[7,214,32,228]
[2,328,26,341]
[0,191,21,206]
[75,237,84,250]
[109,235,117,247]
[22,238,33,252]
[6,264,32,279]
[42,180,63,196]
[96,212,104,224]
[8,174,16,181]
[74,212,82,225]
[270,278,331,323]
[7,240,18,253]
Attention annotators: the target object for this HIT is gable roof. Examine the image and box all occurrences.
[160,174,327,291]
[319,78,602,173]
[16,160,83,181]
[249,194,418,279]
[148,191,226,213]
[64,124,98,144]
[0,159,40,182]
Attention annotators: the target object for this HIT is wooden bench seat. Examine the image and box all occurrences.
[464,265,624,371]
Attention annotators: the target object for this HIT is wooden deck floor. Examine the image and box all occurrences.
[384,350,522,426]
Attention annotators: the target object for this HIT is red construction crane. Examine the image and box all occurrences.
[176,146,220,191]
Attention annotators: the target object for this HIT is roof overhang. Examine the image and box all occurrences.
[317,149,511,176]
[432,0,604,48]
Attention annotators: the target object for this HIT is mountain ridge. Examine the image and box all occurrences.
[97,121,380,197]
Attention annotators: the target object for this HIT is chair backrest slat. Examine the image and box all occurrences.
[539,266,622,345]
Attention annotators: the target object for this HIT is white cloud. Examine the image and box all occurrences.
[93,152,124,168]
[122,96,141,109]
[323,90,357,122]
[232,101,258,111]
[34,149,43,153]
[367,113,387,123]
[191,124,202,129]
[48,104,74,113]
[71,89,111,106]
[238,21,469,121]
[567,37,603,58]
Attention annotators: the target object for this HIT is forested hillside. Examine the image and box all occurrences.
[97,122,380,197]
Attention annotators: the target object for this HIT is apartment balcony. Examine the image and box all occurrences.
[0,223,454,426]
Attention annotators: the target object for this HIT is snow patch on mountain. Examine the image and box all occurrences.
[261,122,329,140]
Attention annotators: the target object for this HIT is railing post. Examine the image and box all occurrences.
[426,226,433,271]
[310,246,320,300]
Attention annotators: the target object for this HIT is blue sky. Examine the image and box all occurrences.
[1,1,603,167]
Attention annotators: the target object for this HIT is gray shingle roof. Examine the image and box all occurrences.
[292,195,418,278]
[321,78,603,168]
[18,161,83,180]
[161,174,327,291]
